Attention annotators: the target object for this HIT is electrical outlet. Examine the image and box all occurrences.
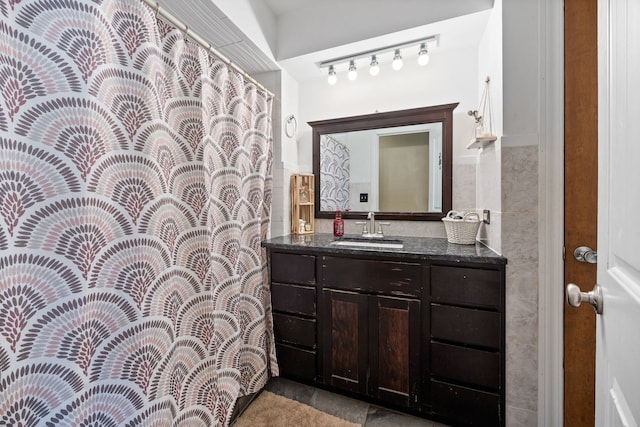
[359,193,368,203]
[483,209,490,224]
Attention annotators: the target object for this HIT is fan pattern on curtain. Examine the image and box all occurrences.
[0,0,276,426]
[319,135,350,211]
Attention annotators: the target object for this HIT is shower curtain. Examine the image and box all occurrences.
[320,135,350,210]
[0,1,276,426]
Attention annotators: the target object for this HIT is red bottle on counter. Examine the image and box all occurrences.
[333,210,344,237]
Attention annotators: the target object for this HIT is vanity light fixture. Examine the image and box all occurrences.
[347,60,358,81]
[392,49,403,70]
[369,55,380,76]
[327,65,337,85]
[417,43,430,66]
[318,35,438,85]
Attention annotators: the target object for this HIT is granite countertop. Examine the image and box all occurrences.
[262,233,506,265]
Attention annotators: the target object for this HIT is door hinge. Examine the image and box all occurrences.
[562,245,566,260]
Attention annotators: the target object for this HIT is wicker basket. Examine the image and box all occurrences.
[442,210,481,245]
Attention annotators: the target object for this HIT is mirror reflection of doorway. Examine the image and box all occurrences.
[378,132,429,212]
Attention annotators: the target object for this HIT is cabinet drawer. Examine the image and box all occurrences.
[276,343,316,382]
[431,379,500,426]
[431,342,500,389]
[273,313,316,349]
[271,252,315,285]
[271,283,316,316]
[320,256,421,296]
[431,265,501,309]
[431,304,500,349]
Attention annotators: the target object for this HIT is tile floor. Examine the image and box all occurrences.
[264,377,450,427]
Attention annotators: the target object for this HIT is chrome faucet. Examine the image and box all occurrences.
[367,211,375,235]
[355,212,390,238]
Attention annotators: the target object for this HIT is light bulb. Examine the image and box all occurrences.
[327,65,337,85]
[418,43,429,66]
[369,55,380,76]
[347,60,357,81]
[392,49,403,71]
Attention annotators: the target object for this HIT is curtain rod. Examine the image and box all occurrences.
[141,0,274,98]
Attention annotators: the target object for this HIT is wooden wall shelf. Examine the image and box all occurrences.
[291,173,315,234]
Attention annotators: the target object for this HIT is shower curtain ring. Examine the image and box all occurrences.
[155,1,160,18]
[183,26,189,43]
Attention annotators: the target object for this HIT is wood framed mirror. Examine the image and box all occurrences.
[311,103,457,221]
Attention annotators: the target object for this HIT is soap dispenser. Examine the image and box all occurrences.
[333,210,344,237]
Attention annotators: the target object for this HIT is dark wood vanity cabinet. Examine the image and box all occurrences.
[269,252,317,382]
[266,245,505,426]
[429,263,505,426]
[319,255,422,410]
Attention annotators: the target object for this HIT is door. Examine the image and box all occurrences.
[378,133,430,212]
[322,289,368,394]
[564,0,598,424]
[368,295,420,409]
[595,0,640,424]
[322,289,421,408]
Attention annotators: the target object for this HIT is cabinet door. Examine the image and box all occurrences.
[321,289,368,395]
[369,295,421,409]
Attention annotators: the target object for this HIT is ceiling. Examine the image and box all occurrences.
[157,0,495,82]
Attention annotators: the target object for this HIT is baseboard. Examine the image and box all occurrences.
[229,389,262,425]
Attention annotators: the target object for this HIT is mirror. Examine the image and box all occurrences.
[311,103,457,221]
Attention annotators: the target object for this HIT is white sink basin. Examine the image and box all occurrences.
[330,239,404,249]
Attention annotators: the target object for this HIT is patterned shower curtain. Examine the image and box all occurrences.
[0,1,276,426]
[320,135,350,211]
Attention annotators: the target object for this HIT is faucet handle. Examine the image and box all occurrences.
[355,221,368,235]
[377,222,391,236]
